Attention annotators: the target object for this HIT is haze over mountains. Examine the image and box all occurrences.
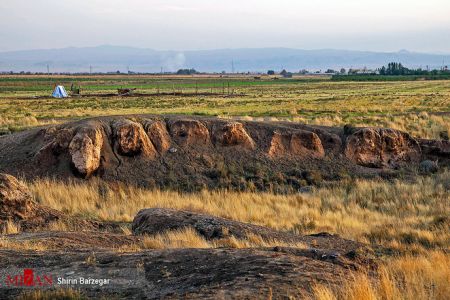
[0,45,449,73]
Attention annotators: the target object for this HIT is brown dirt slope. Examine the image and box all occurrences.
[0,115,447,191]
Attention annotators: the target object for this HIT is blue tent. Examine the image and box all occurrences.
[52,85,68,98]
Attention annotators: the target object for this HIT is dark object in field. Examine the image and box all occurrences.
[419,160,439,174]
[117,88,136,96]
[417,139,450,166]
[70,83,81,95]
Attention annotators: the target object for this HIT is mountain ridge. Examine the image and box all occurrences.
[1,45,449,73]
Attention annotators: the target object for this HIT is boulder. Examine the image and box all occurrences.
[344,128,421,168]
[112,119,157,157]
[168,119,210,147]
[132,208,363,253]
[268,130,325,158]
[44,127,75,155]
[69,126,104,177]
[142,120,171,154]
[214,122,255,150]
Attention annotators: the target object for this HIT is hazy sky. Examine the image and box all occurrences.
[0,0,449,53]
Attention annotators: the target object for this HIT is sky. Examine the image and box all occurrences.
[0,0,449,53]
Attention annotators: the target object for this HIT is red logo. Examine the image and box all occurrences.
[5,269,53,287]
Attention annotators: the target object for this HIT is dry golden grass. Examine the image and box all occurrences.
[0,236,48,251]
[313,251,449,300]
[29,170,450,253]
[17,288,85,300]
[307,112,450,140]
[1,220,21,235]
[137,227,307,250]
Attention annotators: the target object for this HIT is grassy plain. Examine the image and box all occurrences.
[0,75,449,138]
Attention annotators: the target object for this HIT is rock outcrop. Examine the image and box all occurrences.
[344,128,421,168]
[0,173,34,222]
[0,173,61,230]
[132,208,364,253]
[69,125,104,177]
[0,245,372,299]
[142,120,171,154]
[268,130,325,158]
[213,122,255,150]
[112,119,157,157]
[168,119,210,147]
[418,139,450,158]
[2,115,448,190]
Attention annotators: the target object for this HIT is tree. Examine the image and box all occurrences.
[340,68,346,74]
[280,69,292,78]
[176,69,199,75]
[267,70,275,75]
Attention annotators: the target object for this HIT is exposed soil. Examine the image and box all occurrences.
[1,115,447,192]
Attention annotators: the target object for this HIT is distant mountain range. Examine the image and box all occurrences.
[0,45,449,73]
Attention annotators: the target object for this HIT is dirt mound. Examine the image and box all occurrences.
[0,115,446,191]
[213,121,255,150]
[0,173,62,230]
[344,128,421,168]
[132,208,367,254]
[268,129,325,158]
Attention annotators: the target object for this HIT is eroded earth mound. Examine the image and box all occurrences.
[0,115,448,191]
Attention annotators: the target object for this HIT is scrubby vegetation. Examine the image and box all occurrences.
[29,170,449,254]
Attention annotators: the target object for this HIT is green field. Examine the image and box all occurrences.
[0,75,449,139]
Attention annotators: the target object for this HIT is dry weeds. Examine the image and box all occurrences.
[29,171,450,254]
[313,251,449,300]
